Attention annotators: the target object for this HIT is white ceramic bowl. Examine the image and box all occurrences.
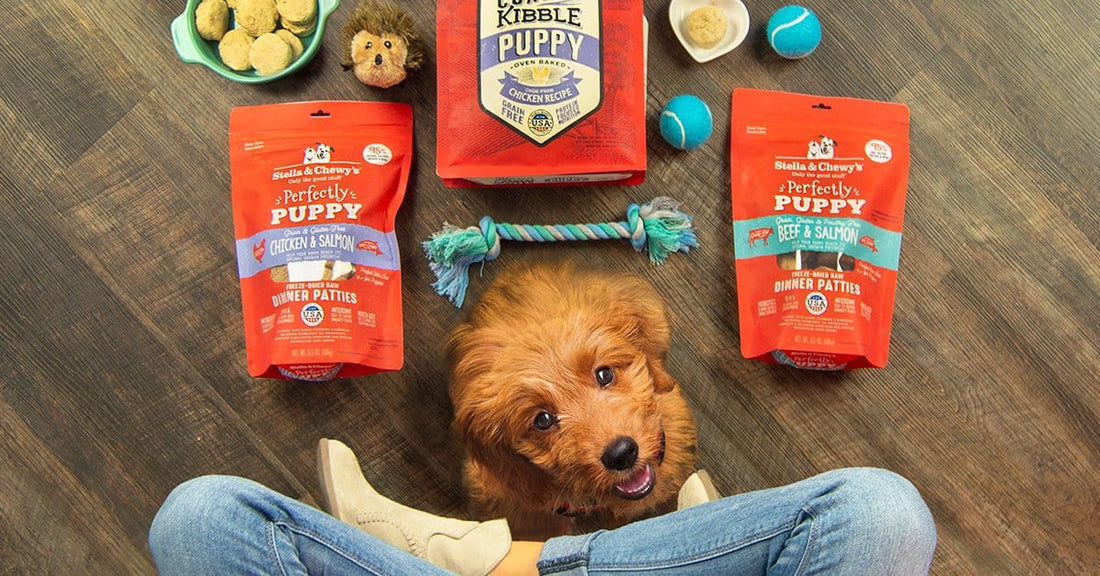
[669,0,750,63]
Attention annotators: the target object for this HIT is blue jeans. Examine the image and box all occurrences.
[149,468,935,575]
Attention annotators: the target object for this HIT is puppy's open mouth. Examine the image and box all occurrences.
[612,428,665,500]
[612,462,656,500]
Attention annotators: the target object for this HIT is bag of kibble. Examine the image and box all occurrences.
[435,0,646,186]
[730,89,911,369]
[229,101,412,380]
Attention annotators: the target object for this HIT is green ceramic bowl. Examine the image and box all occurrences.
[171,0,339,83]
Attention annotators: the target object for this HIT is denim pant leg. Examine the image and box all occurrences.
[148,475,451,576]
[538,467,936,576]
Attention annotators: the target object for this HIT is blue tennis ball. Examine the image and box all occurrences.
[660,95,713,151]
[767,5,822,59]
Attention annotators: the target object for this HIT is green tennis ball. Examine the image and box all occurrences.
[767,5,822,59]
[660,95,713,151]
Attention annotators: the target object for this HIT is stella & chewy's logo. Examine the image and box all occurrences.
[301,303,325,326]
[479,0,602,146]
[806,134,836,159]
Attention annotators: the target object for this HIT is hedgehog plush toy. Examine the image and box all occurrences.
[341,0,424,88]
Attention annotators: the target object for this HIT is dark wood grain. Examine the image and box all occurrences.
[1,0,1097,574]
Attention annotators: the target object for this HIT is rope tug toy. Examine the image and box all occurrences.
[422,196,699,307]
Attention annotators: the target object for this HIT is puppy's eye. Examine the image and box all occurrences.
[533,411,556,431]
[595,366,614,387]
[384,40,392,49]
[366,41,373,48]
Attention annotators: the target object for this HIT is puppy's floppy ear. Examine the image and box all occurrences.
[445,322,499,401]
[452,386,552,502]
[603,274,671,350]
[446,321,550,497]
[647,354,677,394]
[452,397,510,468]
[446,323,494,459]
[601,273,677,393]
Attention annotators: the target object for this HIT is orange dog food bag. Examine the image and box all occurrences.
[435,0,646,186]
[730,89,911,369]
[229,101,412,380]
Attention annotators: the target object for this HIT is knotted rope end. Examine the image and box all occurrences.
[636,196,700,264]
[422,219,500,307]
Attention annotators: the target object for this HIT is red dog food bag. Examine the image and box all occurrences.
[435,0,646,186]
[730,89,911,369]
[229,101,412,380]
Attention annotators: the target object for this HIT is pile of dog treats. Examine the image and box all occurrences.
[195,0,318,75]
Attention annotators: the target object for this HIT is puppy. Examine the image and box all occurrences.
[446,262,697,540]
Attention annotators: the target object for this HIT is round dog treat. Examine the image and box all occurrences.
[685,6,727,49]
[195,0,230,41]
[218,29,255,71]
[274,28,304,59]
[250,32,294,75]
[275,0,317,27]
[234,0,279,36]
[281,15,316,36]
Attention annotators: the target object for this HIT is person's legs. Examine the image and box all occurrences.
[172,457,932,575]
[536,467,936,576]
[148,475,450,576]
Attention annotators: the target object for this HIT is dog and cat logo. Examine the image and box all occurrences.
[807,134,836,159]
[303,143,334,164]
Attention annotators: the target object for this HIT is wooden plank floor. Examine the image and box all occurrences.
[1,0,1097,573]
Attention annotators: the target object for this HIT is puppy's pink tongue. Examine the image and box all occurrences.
[613,463,655,500]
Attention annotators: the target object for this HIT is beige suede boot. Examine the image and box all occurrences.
[677,469,721,510]
[317,438,512,576]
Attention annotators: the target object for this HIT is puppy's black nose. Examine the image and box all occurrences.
[601,436,639,471]
[374,54,383,66]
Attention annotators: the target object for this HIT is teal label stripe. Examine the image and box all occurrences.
[733,216,901,270]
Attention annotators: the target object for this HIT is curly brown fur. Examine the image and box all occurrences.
[446,262,698,540]
[340,0,423,72]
